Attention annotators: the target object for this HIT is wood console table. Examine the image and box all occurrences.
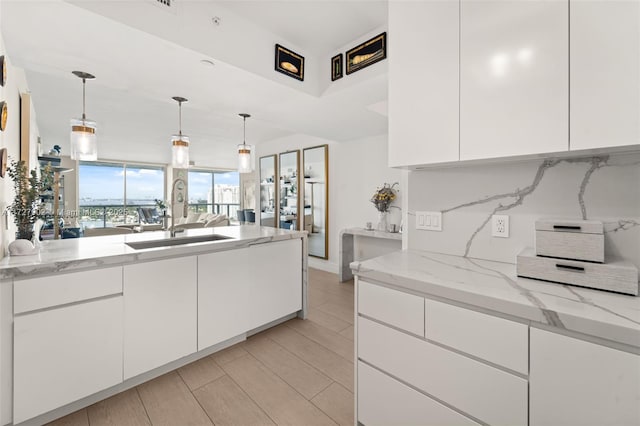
[339,227,402,282]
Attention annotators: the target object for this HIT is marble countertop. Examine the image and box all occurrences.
[352,250,640,348]
[0,226,307,280]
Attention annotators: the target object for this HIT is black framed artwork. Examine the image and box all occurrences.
[275,44,304,81]
[331,54,343,81]
[346,32,387,75]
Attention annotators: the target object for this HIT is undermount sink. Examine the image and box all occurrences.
[126,234,233,250]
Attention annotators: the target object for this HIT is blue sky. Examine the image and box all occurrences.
[79,164,238,203]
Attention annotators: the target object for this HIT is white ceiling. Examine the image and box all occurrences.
[1,0,388,168]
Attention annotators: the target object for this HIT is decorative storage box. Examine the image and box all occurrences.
[535,218,604,263]
[517,248,639,296]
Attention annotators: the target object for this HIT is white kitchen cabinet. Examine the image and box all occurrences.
[530,327,640,426]
[358,361,479,426]
[13,296,123,424]
[198,248,250,350]
[124,256,197,379]
[359,280,424,336]
[460,0,568,160]
[570,0,640,150]
[246,239,302,330]
[359,317,528,426]
[388,0,459,167]
[425,299,528,374]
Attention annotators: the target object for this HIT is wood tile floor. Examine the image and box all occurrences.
[47,268,355,426]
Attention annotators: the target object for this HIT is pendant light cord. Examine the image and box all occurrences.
[243,116,247,147]
[82,78,86,122]
[178,101,182,136]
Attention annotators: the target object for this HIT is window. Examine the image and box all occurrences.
[79,162,165,228]
[188,170,240,220]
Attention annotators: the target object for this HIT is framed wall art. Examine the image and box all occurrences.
[331,53,343,81]
[346,32,387,75]
[275,44,304,81]
[1,55,6,87]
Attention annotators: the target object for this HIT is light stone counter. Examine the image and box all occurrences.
[0,226,307,280]
[339,227,402,282]
[352,249,640,348]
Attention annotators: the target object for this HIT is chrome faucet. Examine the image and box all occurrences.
[170,177,188,237]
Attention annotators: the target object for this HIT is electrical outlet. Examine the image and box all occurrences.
[492,215,509,238]
[416,211,442,231]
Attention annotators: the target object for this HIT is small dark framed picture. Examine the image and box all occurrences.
[331,54,343,81]
[346,32,387,75]
[275,44,304,81]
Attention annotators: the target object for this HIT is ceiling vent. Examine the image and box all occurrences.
[156,0,171,6]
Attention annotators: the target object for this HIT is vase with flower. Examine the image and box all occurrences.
[370,182,399,231]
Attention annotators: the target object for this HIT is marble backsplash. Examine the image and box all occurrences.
[407,153,640,270]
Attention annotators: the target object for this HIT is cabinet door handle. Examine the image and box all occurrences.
[555,264,585,272]
[553,225,582,231]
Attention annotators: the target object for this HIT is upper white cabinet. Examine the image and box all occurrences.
[124,256,197,379]
[460,0,568,160]
[530,327,640,426]
[388,0,460,167]
[570,0,640,150]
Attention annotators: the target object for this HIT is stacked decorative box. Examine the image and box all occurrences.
[517,218,639,296]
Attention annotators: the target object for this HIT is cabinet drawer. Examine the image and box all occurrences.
[358,280,424,336]
[14,296,123,423]
[425,299,528,375]
[358,361,479,426]
[358,317,528,426]
[14,267,123,314]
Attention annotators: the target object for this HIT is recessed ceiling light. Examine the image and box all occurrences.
[212,16,221,26]
[200,59,215,67]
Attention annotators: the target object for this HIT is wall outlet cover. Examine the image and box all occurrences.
[492,214,509,238]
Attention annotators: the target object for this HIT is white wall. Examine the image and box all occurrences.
[256,133,402,273]
[0,21,40,257]
[407,153,640,271]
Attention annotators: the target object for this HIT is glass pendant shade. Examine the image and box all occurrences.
[238,144,252,173]
[172,134,190,169]
[70,117,97,161]
[238,113,254,173]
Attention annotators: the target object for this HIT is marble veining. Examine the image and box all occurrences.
[0,226,307,280]
[441,156,616,256]
[409,153,640,267]
[352,249,640,348]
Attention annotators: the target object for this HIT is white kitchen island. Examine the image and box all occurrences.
[0,226,307,426]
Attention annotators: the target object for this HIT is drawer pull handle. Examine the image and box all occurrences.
[556,264,585,272]
[553,225,582,231]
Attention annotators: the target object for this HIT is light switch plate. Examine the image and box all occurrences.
[416,211,442,231]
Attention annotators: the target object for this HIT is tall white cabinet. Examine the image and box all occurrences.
[124,256,198,379]
[570,0,640,150]
[198,249,250,350]
[388,0,459,167]
[460,0,568,160]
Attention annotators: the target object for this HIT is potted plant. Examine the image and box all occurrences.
[6,159,53,254]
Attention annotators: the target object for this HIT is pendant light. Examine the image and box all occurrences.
[70,71,97,161]
[171,96,190,169]
[238,113,253,173]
